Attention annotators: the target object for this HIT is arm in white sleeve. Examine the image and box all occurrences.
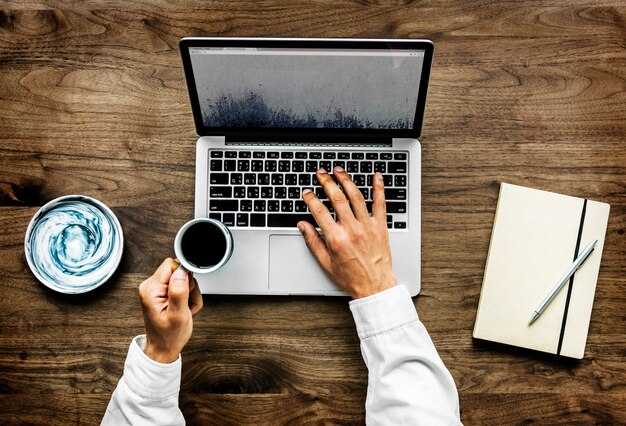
[101,335,185,426]
[350,285,462,425]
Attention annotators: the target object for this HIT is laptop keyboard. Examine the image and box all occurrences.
[207,149,409,229]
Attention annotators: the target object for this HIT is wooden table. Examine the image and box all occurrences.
[1,1,624,424]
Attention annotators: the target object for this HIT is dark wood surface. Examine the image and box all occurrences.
[1,1,625,424]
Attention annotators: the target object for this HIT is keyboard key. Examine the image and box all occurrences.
[271,174,283,185]
[236,213,249,226]
[265,160,277,172]
[359,187,369,199]
[281,200,293,212]
[292,161,304,172]
[251,160,263,172]
[306,161,318,172]
[234,186,246,198]
[322,201,334,212]
[338,152,350,159]
[239,151,251,158]
[210,173,229,184]
[275,187,287,199]
[312,174,319,185]
[288,187,300,199]
[360,162,372,173]
[223,213,235,226]
[279,160,290,172]
[347,161,359,173]
[295,200,307,212]
[310,152,322,159]
[385,188,407,200]
[374,161,386,173]
[351,152,364,160]
[268,200,280,212]
[237,160,249,171]
[268,214,318,228]
[210,159,222,171]
[240,200,252,212]
[225,151,237,158]
[386,202,407,213]
[258,173,270,185]
[210,200,238,211]
[250,213,266,227]
[381,153,392,160]
[394,222,407,229]
[210,151,223,158]
[261,186,273,198]
[333,160,345,170]
[230,173,242,185]
[384,175,393,186]
[281,152,293,159]
[247,187,259,199]
[295,152,307,159]
[315,187,327,200]
[323,152,336,159]
[366,153,378,160]
[394,175,407,186]
[267,152,279,158]
[388,162,407,173]
[224,160,236,171]
[394,153,407,160]
[320,160,331,171]
[254,200,266,212]
[285,174,297,186]
[298,174,311,186]
[353,175,365,186]
[210,186,232,198]
[253,151,265,158]
[244,173,256,185]
[209,212,221,221]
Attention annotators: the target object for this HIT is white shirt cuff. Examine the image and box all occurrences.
[349,285,418,340]
[123,335,182,400]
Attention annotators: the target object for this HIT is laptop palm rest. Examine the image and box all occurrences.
[268,235,343,294]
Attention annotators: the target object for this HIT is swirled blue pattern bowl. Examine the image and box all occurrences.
[24,195,124,294]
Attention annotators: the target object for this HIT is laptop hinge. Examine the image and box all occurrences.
[225,134,393,147]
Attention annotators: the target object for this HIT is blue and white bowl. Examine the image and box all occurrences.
[24,195,124,294]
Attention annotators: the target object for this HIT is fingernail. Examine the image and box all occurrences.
[297,223,304,233]
[376,172,384,181]
[334,165,344,172]
[318,168,327,174]
[302,188,312,195]
[172,268,187,280]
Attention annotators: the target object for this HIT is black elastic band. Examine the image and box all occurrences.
[557,199,587,355]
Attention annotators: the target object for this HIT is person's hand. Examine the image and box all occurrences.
[298,167,397,299]
[138,258,203,363]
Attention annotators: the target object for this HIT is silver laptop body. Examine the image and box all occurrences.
[179,37,434,296]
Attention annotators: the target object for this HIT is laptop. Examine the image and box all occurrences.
[179,37,433,296]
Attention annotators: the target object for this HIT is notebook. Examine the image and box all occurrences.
[473,183,610,359]
[178,38,434,296]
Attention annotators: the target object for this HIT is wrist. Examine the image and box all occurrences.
[144,341,180,364]
[351,275,397,299]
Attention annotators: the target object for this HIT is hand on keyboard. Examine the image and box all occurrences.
[298,166,397,299]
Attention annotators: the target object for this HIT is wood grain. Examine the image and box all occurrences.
[0,1,625,424]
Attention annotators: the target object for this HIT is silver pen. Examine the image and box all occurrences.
[528,238,598,325]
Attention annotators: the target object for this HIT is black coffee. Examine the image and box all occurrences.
[180,221,227,268]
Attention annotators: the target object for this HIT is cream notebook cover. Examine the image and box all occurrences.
[473,183,610,359]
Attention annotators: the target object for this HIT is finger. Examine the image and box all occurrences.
[333,166,369,220]
[168,268,190,312]
[371,172,387,221]
[317,168,354,222]
[189,276,203,316]
[302,188,337,231]
[153,258,179,285]
[298,221,332,271]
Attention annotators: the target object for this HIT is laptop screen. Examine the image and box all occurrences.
[180,38,433,138]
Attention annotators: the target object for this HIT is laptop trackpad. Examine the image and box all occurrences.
[268,234,341,293]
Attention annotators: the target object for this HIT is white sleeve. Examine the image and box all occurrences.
[101,335,185,426]
[349,285,462,426]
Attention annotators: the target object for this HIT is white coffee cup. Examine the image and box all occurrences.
[174,218,233,274]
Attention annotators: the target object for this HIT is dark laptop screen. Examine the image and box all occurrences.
[187,46,426,131]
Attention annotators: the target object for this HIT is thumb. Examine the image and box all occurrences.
[168,268,190,312]
[298,221,331,271]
